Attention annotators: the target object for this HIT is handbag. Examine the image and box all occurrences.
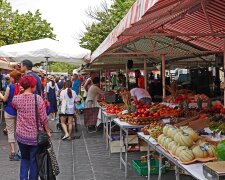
[35,94,49,146]
[47,141,60,176]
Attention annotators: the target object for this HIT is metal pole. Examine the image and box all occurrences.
[224,38,225,106]
[147,144,150,180]
[144,59,147,90]
[162,55,166,100]
[45,57,49,97]
[125,63,128,88]
[105,69,107,91]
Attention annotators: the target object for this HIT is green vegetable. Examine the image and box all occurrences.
[217,140,225,160]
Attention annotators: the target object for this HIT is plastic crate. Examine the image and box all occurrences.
[132,159,166,176]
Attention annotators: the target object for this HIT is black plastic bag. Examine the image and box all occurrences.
[36,147,56,180]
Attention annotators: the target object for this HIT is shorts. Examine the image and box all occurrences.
[59,114,75,117]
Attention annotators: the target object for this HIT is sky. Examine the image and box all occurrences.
[7,0,112,46]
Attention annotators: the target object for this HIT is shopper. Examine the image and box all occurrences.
[21,59,42,96]
[57,75,65,90]
[3,75,11,91]
[72,72,81,96]
[85,77,105,108]
[135,70,145,89]
[130,87,152,105]
[0,70,21,161]
[47,75,59,120]
[83,72,97,101]
[59,80,77,140]
[12,75,51,180]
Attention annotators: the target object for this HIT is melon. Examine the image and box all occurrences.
[175,146,188,157]
[183,128,199,141]
[168,141,178,151]
[178,132,194,147]
[200,142,216,158]
[192,145,209,158]
[164,137,173,149]
[171,143,179,155]
[179,149,195,162]
[157,134,165,144]
[163,125,172,136]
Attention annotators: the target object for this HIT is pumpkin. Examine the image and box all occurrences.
[175,146,188,157]
[163,125,173,136]
[200,143,216,158]
[183,128,199,141]
[168,141,178,151]
[192,145,209,158]
[177,132,194,147]
[179,149,195,162]
[157,134,165,144]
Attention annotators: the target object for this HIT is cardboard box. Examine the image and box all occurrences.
[110,146,125,153]
[128,135,139,144]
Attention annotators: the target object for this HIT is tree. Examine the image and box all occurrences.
[48,62,79,73]
[0,0,56,46]
[79,0,135,52]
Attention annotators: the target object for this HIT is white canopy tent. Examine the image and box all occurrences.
[0,38,91,65]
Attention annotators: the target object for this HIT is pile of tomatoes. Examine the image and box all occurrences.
[106,105,122,114]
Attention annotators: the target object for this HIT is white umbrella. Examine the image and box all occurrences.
[0,38,90,65]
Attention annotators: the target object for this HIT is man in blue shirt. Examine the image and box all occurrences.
[21,59,43,96]
[72,72,81,95]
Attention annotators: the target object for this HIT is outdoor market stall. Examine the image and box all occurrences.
[88,0,225,179]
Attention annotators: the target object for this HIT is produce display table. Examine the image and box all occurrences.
[138,132,207,180]
[102,111,117,150]
[113,118,145,178]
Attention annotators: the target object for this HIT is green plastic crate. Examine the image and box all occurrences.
[132,159,166,176]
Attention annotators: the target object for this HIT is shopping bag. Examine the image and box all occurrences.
[60,99,67,114]
[36,147,56,180]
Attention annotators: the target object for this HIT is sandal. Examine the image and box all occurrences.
[62,135,69,140]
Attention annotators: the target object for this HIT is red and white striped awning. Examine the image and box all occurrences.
[91,0,225,62]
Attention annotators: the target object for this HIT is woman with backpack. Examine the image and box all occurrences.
[59,80,77,140]
[0,70,22,161]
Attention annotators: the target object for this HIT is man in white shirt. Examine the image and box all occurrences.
[130,88,152,105]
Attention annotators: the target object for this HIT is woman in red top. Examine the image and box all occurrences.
[12,75,51,180]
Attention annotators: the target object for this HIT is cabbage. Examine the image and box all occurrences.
[217,140,225,160]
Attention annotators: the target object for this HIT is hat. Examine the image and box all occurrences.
[47,75,55,81]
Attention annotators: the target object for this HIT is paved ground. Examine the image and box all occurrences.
[0,115,195,180]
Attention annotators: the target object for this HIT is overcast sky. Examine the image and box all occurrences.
[7,0,112,46]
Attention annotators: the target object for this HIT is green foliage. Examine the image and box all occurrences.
[0,0,56,46]
[79,0,135,52]
[48,62,79,73]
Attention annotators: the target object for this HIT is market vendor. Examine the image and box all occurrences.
[130,87,152,105]
[135,70,145,89]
